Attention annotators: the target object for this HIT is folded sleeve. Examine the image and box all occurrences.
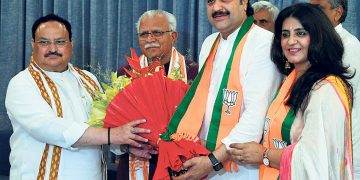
[5,71,89,149]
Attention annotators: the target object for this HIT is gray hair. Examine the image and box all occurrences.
[136,10,177,33]
[252,1,279,21]
[328,0,347,23]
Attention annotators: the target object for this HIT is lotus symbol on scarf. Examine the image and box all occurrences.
[223,89,238,115]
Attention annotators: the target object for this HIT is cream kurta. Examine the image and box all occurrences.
[5,67,102,180]
[336,24,360,179]
[290,82,349,179]
[198,25,281,179]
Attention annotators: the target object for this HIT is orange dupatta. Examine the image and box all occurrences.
[259,70,296,180]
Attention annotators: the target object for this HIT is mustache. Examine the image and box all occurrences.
[44,51,63,58]
[212,10,230,18]
[144,42,160,49]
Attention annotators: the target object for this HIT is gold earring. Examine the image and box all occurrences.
[285,60,291,70]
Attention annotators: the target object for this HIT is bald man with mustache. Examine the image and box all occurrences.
[116,10,198,180]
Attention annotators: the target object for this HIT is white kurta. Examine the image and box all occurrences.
[290,82,348,180]
[336,24,360,179]
[198,25,281,179]
[5,68,102,180]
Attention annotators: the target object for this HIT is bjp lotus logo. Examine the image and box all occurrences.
[223,89,239,115]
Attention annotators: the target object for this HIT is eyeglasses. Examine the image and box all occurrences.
[137,30,172,39]
[36,39,68,47]
[207,0,216,5]
[207,0,233,6]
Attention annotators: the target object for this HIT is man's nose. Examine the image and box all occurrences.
[212,0,225,11]
[145,34,156,42]
[48,42,59,52]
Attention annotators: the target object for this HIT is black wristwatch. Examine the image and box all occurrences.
[208,153,223,171]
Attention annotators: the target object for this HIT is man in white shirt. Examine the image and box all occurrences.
[5,14,150,180]
[310,0,360,178]
[173,0,280,179]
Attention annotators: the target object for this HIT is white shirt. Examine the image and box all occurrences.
[198,25,281,179]
[336,24,360,179]
[290,82,349,180]
[5,68,102,180]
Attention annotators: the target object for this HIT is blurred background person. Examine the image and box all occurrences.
[252,1,279,32]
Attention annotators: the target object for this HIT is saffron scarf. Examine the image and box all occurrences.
[139,47,187,83]
[161,16,255,171]
[279,75,353,180]
[259,70,296,180]
[28,56,100,180]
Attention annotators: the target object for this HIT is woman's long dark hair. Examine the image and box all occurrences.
[271,3,353,115]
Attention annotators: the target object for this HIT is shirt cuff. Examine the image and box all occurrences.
[63,120,89,150]
[110,144,125,155]
[221,137,235,150]
[221,134,259,150]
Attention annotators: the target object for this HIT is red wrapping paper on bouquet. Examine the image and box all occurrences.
[104,71,189,146]
[153,137,210,180]
[103,49,209,179]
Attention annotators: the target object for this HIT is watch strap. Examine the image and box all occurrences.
[263,148,270,158]
[208,153,223,171]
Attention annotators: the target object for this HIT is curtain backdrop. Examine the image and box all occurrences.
[0,0,359,131]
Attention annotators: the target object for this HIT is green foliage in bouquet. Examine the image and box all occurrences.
[168,66,184,82]
[87,72,131,127]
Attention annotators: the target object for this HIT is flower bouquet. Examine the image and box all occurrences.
[88,49,210,180]
[104,70,189,146]
[88,49,190,147]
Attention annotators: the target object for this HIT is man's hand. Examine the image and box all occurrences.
[228,141,265,165]
[172,156,213,180]
[129,143,158,159]
[110,119,151,147]
[73,119,150,147]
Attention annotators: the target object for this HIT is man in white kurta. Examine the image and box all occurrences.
[5,14,149,180]
[198,20,280,180]
[174,1,281,179]
[309,0,360,177]
[335,23,360,179]
[6,67,103,179]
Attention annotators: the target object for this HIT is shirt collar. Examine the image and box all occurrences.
[335,23,343,33]
[43,66,71,79]
[220,26,241,43]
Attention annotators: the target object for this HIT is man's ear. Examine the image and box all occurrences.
[242,0,249,12]
[171,31,178,45]
[334,6,344,23]
[31,39,35,49]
